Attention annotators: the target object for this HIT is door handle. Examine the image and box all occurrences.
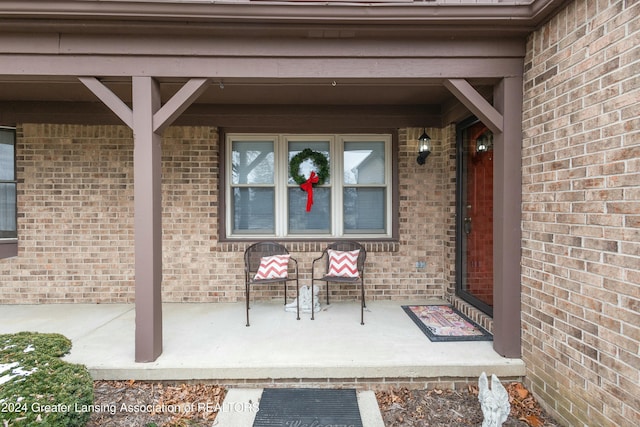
[464,217,472,235]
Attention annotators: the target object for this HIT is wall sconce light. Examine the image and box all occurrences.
[416,128,432,165]
[476,131,493,153]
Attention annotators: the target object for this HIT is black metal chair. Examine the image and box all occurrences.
[244,241,299,326]
[311,241,367,325]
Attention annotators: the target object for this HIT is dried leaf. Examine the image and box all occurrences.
[522,414,544,427]
[514,383,529,399]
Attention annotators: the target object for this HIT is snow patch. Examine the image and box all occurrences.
[0,362,38,385]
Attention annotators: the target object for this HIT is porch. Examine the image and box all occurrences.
[0,300,524,387]
[0,0,529,364]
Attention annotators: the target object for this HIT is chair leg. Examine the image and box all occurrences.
[296,278,300,321]
[311,280,315,320]
[360,279,365,325]
[246,283,250,327]
[326,283,330,305]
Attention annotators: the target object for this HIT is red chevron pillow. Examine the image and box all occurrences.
[327,249,360,278]
[254,254,290,280]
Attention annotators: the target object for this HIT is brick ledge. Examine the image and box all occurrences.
[215,241,399,253]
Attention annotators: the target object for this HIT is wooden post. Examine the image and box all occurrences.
[445,77,522,358]
[79,76,209,362]
[492,76,523,358]
[132,76,164,362]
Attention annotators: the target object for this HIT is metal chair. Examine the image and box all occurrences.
[311,241,367,325]
[244,241,299,326]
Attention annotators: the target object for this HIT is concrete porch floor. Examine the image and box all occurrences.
[0,300,525,387]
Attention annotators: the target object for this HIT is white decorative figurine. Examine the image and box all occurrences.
[285,285,321,313]
[478,372,510,427]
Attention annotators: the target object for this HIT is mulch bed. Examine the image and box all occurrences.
[86,380,560,427]
[376,383,560,427]
[86,381,226,427]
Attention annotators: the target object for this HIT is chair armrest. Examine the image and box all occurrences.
[311,250,327,267]
[311,250,328,280]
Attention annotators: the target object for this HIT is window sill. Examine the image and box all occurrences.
[216,239,399,253]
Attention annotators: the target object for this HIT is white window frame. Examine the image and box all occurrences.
[225,133,392,239]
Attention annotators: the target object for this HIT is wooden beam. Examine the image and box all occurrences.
[5,56,523,79]
[153,78,209,133]
[78,77,133,128]
[444,79,503,133]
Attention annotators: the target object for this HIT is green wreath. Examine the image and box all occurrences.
[289,148,330,186]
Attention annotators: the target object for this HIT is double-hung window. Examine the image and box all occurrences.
[226,133,392,239]
[0,127,17,241]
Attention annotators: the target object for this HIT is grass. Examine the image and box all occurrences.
[0,332,93,427]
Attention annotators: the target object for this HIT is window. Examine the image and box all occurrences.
[226,133,392,239]
[0,127,17,240]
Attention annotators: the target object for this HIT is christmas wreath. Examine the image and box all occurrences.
[289,148,330,186]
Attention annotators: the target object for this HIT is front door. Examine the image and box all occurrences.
[457,119,494,316]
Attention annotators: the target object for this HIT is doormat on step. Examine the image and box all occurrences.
[253,388,363,427]
[402,305,492,342]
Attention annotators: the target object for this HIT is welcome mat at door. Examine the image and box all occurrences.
[402,305,493,342]
[253,388,363,427]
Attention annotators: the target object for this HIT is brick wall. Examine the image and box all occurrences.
[522,0,640,426]
[0,124,457,305]
[1,124,136,303]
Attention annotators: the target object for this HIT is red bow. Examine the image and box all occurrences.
[300,171,319,212]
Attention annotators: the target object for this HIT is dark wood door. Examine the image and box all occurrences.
[459,122,494,312]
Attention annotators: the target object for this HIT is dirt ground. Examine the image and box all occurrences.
[86,380,560,427]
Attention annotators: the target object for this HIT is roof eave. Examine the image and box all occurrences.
[0,0,571,36]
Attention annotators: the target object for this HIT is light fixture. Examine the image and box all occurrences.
[475,131,493,153]
[416,128,432,165]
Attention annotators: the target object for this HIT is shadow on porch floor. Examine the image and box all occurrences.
[0,300,525,388]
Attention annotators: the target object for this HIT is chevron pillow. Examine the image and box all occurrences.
[327,249,360,278]
[254,254,290,280]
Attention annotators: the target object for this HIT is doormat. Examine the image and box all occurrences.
[253,388,363,427]
[402,305,492,342]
